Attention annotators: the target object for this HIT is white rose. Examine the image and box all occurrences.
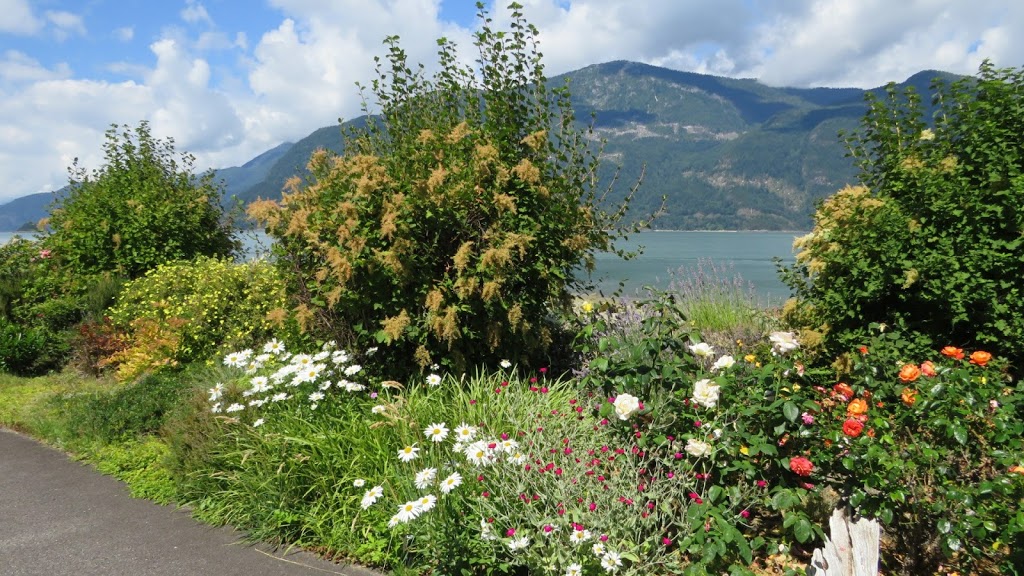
[613,393,641,420]
[711,355,735,371]
[769,331,800,355]
[685,438,712,457]
[691,379,720,408]
[689,342,715,358]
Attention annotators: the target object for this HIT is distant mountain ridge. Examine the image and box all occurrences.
[0,63,963,231]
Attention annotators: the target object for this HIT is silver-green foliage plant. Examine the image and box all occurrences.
[248,2,640,377]
[47,121,237,279]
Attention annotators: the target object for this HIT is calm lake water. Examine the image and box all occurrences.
[239,229,801,304]
[3,230,802,304]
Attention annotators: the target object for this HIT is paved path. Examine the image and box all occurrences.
[0,428,381,576]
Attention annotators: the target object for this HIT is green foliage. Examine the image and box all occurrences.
[106,256,286,379]
[46,121,237,279]
[48,370,196,442]
[782,62,1024,371]
[794,327,1023,575]
[250,3,639,377]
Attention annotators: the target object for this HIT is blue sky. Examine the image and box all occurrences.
[1,0,1022,203]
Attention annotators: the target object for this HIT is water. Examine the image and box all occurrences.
[588,231,799,304]
[239,229,801,304]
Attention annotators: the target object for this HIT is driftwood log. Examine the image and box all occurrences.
[807,507,880,576]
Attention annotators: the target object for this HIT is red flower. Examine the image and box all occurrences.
[842,418,864,437]
[789,456,814,477]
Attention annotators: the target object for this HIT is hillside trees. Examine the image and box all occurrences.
[46,121,237,279]
[782,61,1024,370]
[249,2,643,377]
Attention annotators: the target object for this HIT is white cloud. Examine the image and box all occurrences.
[3,0,1024,205]
[114,26,134,42]
[181,0,214,26]
[0,0,41,35]
[45,10,87,41]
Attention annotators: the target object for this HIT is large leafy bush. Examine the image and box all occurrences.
[46,121,237,279]
[782,62,1024,370]
[249,3,639,377]
[106,256,286,380]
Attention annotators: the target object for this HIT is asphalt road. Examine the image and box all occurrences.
[0,428,381,576]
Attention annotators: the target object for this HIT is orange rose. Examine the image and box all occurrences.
[901,388,918,406]
[842,419,864,437]
[847,398,868,417]
[920,360,937,377]
[1010,465,1024,475]
[969,350,992,366]
[859,346,869,355]
[898,363,921,382]
[833,383,854,400]
[941,346,964,360]
[789,456,814,477]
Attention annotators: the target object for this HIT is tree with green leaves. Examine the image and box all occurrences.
[250,2,642,377]
[46,121,237,279]
[782,61,1024,371]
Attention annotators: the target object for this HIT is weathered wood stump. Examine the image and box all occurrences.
[807,507,880,576]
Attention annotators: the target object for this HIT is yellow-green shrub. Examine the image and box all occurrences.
[107,256,286,379]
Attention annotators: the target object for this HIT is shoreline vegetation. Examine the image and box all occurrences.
[1,8,1022,575]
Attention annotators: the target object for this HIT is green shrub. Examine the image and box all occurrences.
[781,62,1024,371]
[249,2,640,378]
[799,328,1024,575]
[0,319,70,376]
[45,121,237,279]
[106,256,286,379]
[50,369,196,442]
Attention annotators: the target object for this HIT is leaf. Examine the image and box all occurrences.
[794,518,813,543]
[783,401,799,422]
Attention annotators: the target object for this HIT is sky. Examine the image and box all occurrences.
[1,0,1022,204]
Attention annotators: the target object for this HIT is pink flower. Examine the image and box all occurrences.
[662,538,672,546]
[599,534,609,542]
[506,528,516,537]
[740,509,750,518]
[756,480,768,488]
[588,502,597,512]
[801,412,815,425]
[543,524,554,533]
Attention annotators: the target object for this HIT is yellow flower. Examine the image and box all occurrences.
[580,301,594,314]
[739,446,749,456]
[744,354,756,363]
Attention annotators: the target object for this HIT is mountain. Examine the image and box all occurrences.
[0,192,57,231]
[0,63,964,231]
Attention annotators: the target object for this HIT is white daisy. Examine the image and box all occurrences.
[453,423,477,442]
[499,359,512,369]
[414,468,437,490]
[417,494,437,512]
[308,391,325,403]
[291,353,313,367]
[252,418,265,428]
[601,551,623,572]
[426,373,442,386]
[507,536,529,551]
[591,542,606,556]
[360,485,383,509]
[440,472,462,494]
[507,452,527,465]
[353,478,366,488]
[225,403,245,413]
[263,338,285,355]
[569,529,592,545]
[271,392,289,402]
[371,405,386,415]
[344,364,362,376]
[395,500,423,523]
[500,438,519,453]
[398,444,420,463]
[565,563,583,576]
[424,422,449,443]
